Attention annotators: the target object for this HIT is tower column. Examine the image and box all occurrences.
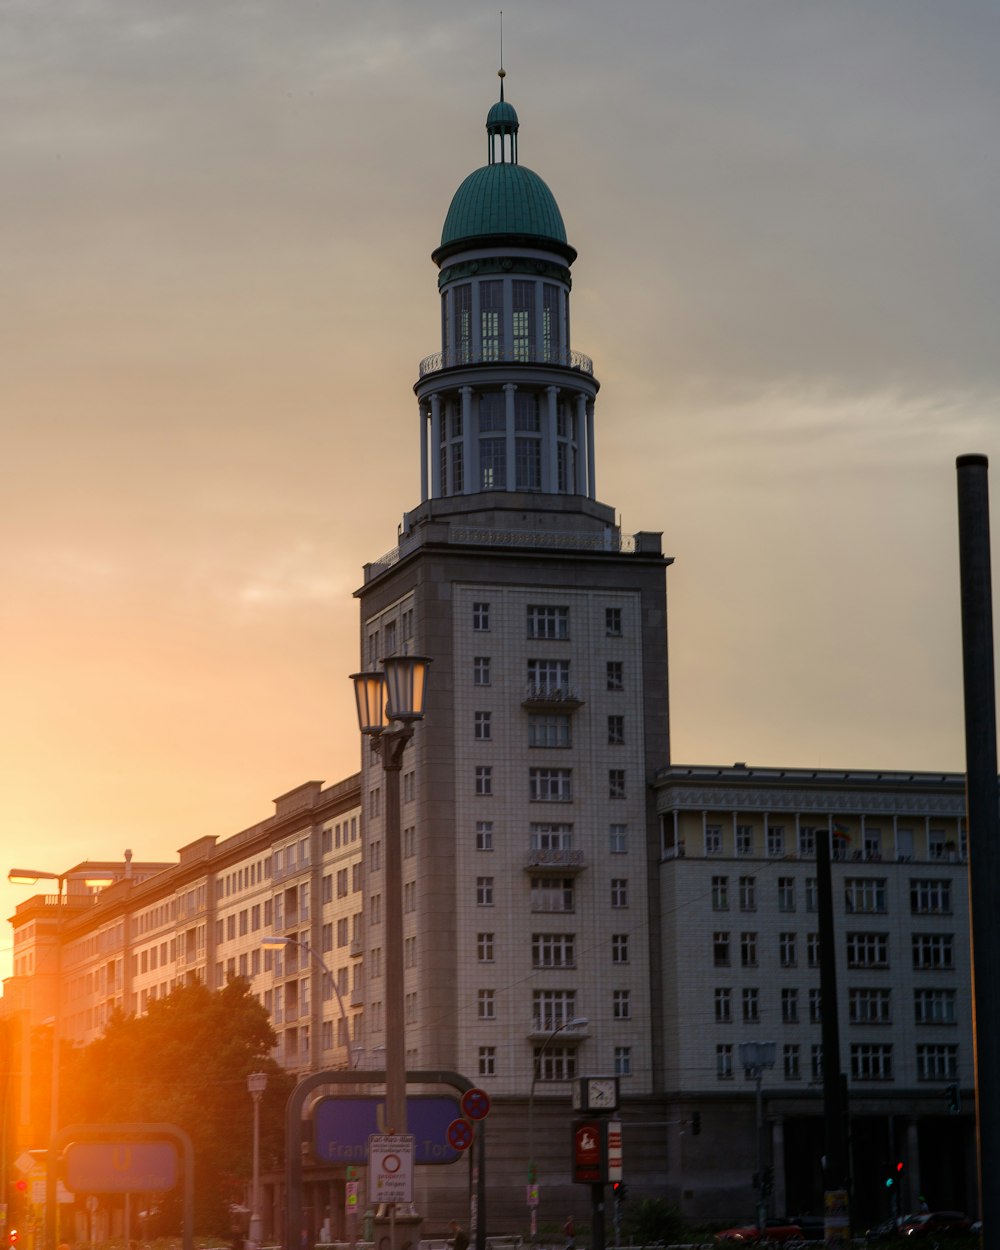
[544,386,559,493]
[429,395,442,498]
[504,383,517,491]
[576,393,588,496]
[461,387,475,494]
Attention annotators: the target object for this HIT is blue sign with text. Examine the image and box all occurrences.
[313,1097,462,1165]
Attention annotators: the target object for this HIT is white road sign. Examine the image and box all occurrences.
[367,1133,414,1204]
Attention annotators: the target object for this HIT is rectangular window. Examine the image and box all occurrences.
[783,1044,801,1081]
[912,934,954,970]
[528,713,572,748]
[480,280,503,360]
[530,876,575,913]
[542,283,562,362]
[478,989,496,1019]
[851,1043,893,1082]
[767,825,785,857]
[845,877,887,914]
[608,769,626,800]
[916,1044,959,1081]
[705,825,722,856]
[512,280,535,362]
[475,821,494,851]
[736,824,754,857]
[605,607,622,636]
[474,711,492,740]
[477,933,495,962]
[781,988,799,1024]
[742,987,759,1023]
[614,1047,632,1077]
[611,879,628,908]
[739,876,756,912]
[799,825,817,857]
[473,602,490,631]
[779,932,797,967]
[527,605,570,639]
[914,987,957,1025]
[847,932,889,968]
[477,877,494,906]
[478,1046,496,1078]
[713,931,731,967]
[740,932,758,967]
[849,987,892,1025]
[717,1043,734,1080]
[806,877,819,912]
[778,877,796,912]
[807,932,820,968]
[453,283,472,363]
[612,989,631,1020]
[337,869,349,898]
[715,987,732,1023]
[527,659,571,695]
[712,876,729,911]
[809,988,823,1024]
[606,661,624,691]
[607,714,625,745]
[530,822,574,851]
[532,989,577,1032]
[911,879,952,914]
[529,768,573,802]
[475,765,493,796]
[609,823,627,854]
[532,933,576,968]
[811,1044,824,1082]
[473,656,491,686]
[612,934,629,964]
[534,1044,577,1082]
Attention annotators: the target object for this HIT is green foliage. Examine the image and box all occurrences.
[62,978,291,1235]
[621,1197,685,1247]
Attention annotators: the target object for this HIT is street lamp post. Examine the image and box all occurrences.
[247,1072,268,1245]
[261,934,355,1070]
[527,1016,589,1240]
[738,1041,776,1232]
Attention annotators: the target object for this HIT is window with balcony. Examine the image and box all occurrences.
[532,989,578,1032]
[531,877,575,913]
[736,824,754,857]
[527,659,571,696]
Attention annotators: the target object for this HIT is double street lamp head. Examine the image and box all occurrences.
[350,654,432,734]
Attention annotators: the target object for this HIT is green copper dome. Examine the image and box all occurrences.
[440,162,567,248]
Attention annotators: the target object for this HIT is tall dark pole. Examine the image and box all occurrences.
[956,453,1000,1239]
[816,824,850,1213]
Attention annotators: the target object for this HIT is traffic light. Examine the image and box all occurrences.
[886,1161,903,1188]
[9,1229,18,1247]
[613,1182,628,1203]
[945,1082,961,1114]
[691,1111,701,1136]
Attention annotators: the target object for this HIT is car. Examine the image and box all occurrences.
[717,1220,804,1245]
[899,1212,973,1238]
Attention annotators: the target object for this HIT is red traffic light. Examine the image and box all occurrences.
[9,1229,19,1246]
[897,1161,904,1173]
[14,1180,27,1193]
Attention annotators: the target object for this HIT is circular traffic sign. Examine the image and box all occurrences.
[447,1118,474,1151]
[461,1087,491,1121]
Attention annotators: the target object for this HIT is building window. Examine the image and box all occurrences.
[799,825,817,857]
[849,987,892,1025]
[736,824,754,857]
[607,714,625,745]
[529,713,571,747]
[612,989,631,1020]
[531,877,575,913]
[705,825,722,856]
[474,711,492,740]
[767,825,785,857]
[530,822,574,851]
[851,1043,893,1082]
[534,1044,576,1082]
[805,878,819,912]
[473,656,491,686]
[847,932,889,969]
[715,987,732,1023]
[605,607,623,636]
[739,876,756,912]
[778,877,796,912]
[712,876,730,911]
[475,765,493,796]
[477,933,495,962]
[608,769,626,800]
[783,1044,801,1080]
[717,1044,734,1080]
[811,1044,824,1082]
[478,989,495,1020]
[911,879,952,914]
[809,988,823,1024]
[532,989,577,1032]
[614,1047,632,1077]
[781,988,799,1024]
[606,661,624,691]
[742,987,760,1023]
[845,877,887,914]
[527,605,570,639]
[532,933,576,968]
[611,878,628,908]
[914,988,957,1025]
[609,823,628,854]
[473,602,490,631]
[478,1046,496,1077]
[913,934,954,970]
[916,1044,959,1081]
[928,828,949,861]
[527,658,571,695]
[807,932,820,968]
[530,768,572,802]
[740,932,758,967]
[477,877,494,906]
[612,933,629,964]
[713,932,731,967]
[779,932,797,967]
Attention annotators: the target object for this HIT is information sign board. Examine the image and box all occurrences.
[367,1134,414,1204]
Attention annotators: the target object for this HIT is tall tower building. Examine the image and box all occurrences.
[356,74,672,1184]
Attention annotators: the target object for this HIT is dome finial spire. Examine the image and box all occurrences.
[498,10,505,101]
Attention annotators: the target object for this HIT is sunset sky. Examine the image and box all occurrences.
[3,0,998,978]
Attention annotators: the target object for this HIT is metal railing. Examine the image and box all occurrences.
[418,347,593,376]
